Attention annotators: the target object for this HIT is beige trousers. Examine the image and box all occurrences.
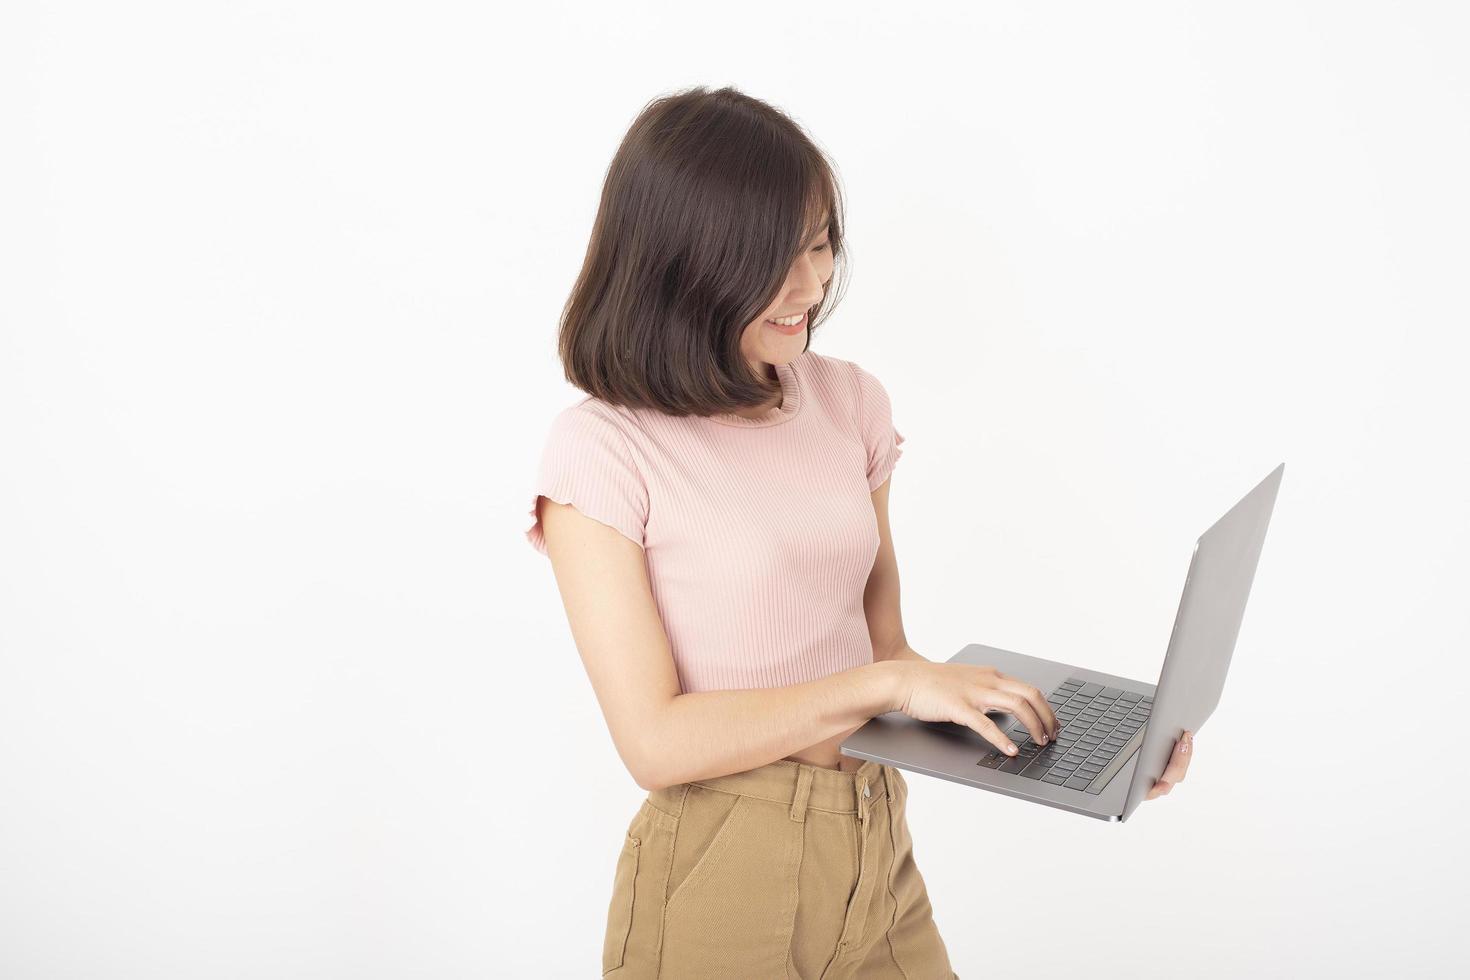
[601,757,958,979]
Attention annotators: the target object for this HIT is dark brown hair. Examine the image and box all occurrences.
[556,85,848,416]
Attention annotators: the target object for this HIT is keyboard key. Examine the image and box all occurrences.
[981,675,1152,793]
[977,675,1152,789]
[999,754,1031,774]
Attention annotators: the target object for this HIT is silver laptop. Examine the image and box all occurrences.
[840,463,1284,823]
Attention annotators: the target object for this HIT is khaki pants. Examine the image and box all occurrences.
[601,757,958,979]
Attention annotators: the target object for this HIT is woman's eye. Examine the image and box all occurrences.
[812,243,829,253]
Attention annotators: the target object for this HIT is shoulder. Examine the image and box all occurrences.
[546,396,637,440]
[539,398,644,471]
[528,398,650,555]
[797,348,858,382]
[795,349,891,417]
[793,349,864,409]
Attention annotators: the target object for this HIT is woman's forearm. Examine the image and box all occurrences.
[640,660,906,791]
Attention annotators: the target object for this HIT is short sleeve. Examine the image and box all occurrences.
[525,405,649,556]
[853,362,906,492]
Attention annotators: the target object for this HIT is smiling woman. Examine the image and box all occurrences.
[552,88,846,419]
[525,84,957,978]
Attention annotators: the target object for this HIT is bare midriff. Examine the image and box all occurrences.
[781,724,867,773]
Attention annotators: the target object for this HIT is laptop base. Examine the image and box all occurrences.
[839,642,1157,822]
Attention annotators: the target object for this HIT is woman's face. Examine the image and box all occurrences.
[739,218,834,371]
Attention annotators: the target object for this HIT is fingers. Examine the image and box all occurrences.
[1160,731,1193,784]
[980,676,1060,745]
[1001,694,1052,746]
[1146,732,1194,801]
[995,672,1062,739]
[959,706,1021,756]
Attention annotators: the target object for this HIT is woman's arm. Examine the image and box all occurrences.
[863,475,932,663]
[648,661,905,790]
[538,495,906,792]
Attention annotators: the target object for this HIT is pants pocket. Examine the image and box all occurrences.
[660,791,798,979]
[601,828,642,975]
[665,790,749,912]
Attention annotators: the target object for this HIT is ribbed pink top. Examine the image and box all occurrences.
[525,348,904,694]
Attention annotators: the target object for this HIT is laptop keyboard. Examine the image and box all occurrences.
[976,678,1152,795]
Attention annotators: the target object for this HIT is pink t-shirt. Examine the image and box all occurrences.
[525,348,905,694]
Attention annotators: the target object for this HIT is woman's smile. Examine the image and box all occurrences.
[764,311,807,335]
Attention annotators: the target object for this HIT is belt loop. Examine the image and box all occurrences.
[674,783,691,821]
[790,765,814,823]
[882,764,897,804]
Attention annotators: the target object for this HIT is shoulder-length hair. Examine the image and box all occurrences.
[557,85,849,416]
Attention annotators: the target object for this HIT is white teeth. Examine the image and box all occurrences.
[767,313,804,326]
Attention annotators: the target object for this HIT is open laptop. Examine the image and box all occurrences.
[840,463,1284,823]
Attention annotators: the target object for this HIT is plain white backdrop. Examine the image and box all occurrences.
[4,1,1467,977]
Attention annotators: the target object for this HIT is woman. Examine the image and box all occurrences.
[526,85,1194,980]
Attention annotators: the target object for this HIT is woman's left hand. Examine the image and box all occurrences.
[1144,730,1193,801]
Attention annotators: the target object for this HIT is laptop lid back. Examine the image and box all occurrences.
[1120,463,1285,821]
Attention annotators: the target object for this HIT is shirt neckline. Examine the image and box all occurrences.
[706,354,804,428]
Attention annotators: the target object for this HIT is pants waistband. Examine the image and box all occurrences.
[647,758,896,825]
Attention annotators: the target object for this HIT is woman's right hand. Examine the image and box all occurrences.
[890,662,1061,756]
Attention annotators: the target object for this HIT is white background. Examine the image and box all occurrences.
[4,1,1467,977]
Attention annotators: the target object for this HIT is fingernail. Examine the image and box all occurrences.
[1006,743,1017,754]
